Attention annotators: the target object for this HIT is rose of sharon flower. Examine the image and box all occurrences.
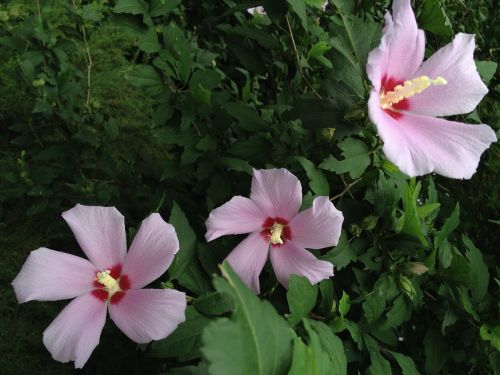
[12,205,186,368]
[205,168,343,293]
[367,0,496,179]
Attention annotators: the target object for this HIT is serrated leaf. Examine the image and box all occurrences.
[201,262,294,375]
[435,203,460,248]
[476,60,497,85]
[319,137,370,179]
[322,231,356,269]
[287,275,318,326]
[401,180,428,246]
[125,65,164,96]
[296,156,329,195]
[338,291,350,317]
[463,235,489,302]
[419,0,453,36]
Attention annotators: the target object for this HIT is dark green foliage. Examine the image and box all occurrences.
[0,0,499,374]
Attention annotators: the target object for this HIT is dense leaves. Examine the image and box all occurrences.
[0,0,499,374]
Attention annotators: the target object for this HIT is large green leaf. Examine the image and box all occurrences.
[287,275,318,326]
[201,263,294,375]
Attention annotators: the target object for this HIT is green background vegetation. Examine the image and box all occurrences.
[0,0,499,374]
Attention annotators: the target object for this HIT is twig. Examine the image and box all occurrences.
[285,15,322,99]
[81,24,92,110]
[330,177,362,201]
[35,0,41,19]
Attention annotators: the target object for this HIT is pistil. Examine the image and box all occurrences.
[380,75,447,109]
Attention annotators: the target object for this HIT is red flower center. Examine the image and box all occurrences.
[91,264,130,304]
[380,75,410,119]
[261,217,292,247]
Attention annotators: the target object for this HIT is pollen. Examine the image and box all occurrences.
[96,270,121,298]
[270,223,285,245]
[380,75,447,109]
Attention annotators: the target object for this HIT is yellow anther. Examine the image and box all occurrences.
[380,75,447,109]
[96,270,121,298]
[270,223,284,245]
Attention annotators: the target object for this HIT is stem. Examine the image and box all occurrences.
[330,177,362,201]
[285,15,322,99]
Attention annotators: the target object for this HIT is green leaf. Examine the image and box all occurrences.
[383,295,411,328]
[401,180,428,246]
[150,306,212,361]
[362,276,388,323]
[150,0,181,17]
[223,102,267,132]
[480,324,500,351]
[201,262,294,375]
[191,83,211,104]
[308,320,347,375]
[296,156,329,195]
[389,351,421,375]
[219,157,253,174]
[125,65,164,96]
[322,231,356,269]
[193,292,235,316]
[419,0,453,36]
[319,137,370,179]
[424,329,448,374]
[476,60,497,85]
[307,41,332,68]
[463,235,489,302]
[329,9,380,73]
[287,0,308,31]
[304,0,325,8]
[435,203,460,248]
[287,275,318,326]
[288,337,317,375]
[168,202,197,280]
[114,0,147,14]
[338,291,350,318]
[368,351,392,375]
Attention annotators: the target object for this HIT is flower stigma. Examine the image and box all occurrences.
[270,222,285,245]
[96,270,121,298]
[380,75,447,109]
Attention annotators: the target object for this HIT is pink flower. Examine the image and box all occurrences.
[12,205,186,368]
[367,0,496,179]
[205,168,343,293]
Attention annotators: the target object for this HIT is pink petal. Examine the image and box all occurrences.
[122,213,179,289]
[43,292,107,368]
[409,33,488,117]
[250,168,302,221]
[109,288,186,343]
[367,12,393,91]
[367,0,425,85]
[62,204,127,270]
[225,231,270,294]
[12,248,98,303]
[289,197,344,250]
[368,95,497,178]
[269,242,333,288]
[205,196,266,242]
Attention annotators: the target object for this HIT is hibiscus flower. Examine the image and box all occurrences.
[367,0,496,178]
[205,168,343,293]
[12,205,186,368]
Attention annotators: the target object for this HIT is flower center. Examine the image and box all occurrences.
[91,264,130,304]
[261,217,291,247]
[380,75,447,109]
[270,223,285,245]
[96,270,121,298]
